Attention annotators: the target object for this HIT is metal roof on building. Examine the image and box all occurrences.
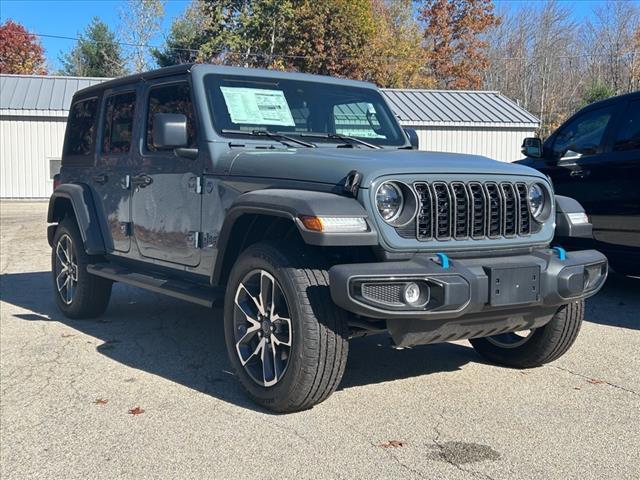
[1,74,539,127]
[0,74,105,115]
[381,89,539,127]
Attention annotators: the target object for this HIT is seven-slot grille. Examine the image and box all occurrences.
[408,181,532,241]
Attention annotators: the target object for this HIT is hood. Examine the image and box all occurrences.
[224,148,547,187]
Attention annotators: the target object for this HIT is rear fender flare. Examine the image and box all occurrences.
[47,183,106,255]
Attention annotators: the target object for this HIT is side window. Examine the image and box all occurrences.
[614,100,640,152]
[102,91,136,154]
[333,101,384,139]
[64,98,99,158]
[146,83,196,151]
[552,106,615,157]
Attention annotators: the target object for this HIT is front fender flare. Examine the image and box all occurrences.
[48,183,106,255]
[212,189,378,284]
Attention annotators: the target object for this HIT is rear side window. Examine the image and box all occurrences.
[102,91,137,154]
[146,83,196,152]
[614,100,640,152]
[64,98,99,158]
[552,106,614,157]
[102,92,136,154]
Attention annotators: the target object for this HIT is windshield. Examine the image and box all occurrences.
[204,74,406,147]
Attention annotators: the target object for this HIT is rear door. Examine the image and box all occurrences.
[93,87,138,253]
[130,79,202,267]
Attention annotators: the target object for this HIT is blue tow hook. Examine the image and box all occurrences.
[435,252,450,269]
[552,246,567,261]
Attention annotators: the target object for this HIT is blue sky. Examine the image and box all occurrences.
[0,0,630,71]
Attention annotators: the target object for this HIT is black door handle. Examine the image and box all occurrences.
[570,169,590,178]
[92,173,108,185]
[131,174,153,188]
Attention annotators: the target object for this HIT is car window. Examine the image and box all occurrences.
[614,100,640,152]
[146,83,196,152]
[102,91,136,154]
[64,98,99,158]
[333,102,385,138]
[552,106,615,157]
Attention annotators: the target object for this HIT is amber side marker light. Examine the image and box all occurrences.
[299,215,368,233]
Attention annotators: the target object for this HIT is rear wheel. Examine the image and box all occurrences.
[470,301,584,368]
[51,217,112,319]
[224,243,349,413]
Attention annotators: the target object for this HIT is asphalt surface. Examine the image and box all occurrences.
[1,201,639,480]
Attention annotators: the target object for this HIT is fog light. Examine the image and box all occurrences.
[403,282,421,304]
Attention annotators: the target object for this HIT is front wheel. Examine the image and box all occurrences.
[470,301,584,368]
[51,217,112,319]
[223,243,349,413]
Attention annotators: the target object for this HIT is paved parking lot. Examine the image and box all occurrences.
[1,201,639,480]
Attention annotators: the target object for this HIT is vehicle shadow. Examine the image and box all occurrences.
[584,273,640,330]
[0,271,477,413]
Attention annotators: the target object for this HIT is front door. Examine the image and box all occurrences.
[537,103,619,235]
[130,79,202,267]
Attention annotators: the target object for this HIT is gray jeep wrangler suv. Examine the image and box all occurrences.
[49,64,607,412]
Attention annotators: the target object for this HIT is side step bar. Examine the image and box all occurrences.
[87,263,223,308]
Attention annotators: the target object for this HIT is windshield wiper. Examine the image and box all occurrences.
[294,132,382,150]
[221,129,316,148]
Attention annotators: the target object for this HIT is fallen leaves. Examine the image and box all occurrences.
[128,407,145,416]
[587,378,606,385]
[93,398,108,405]
[379,440,405,448]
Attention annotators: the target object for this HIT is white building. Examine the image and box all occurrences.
[0,74,539,199]
[382,88,540,163]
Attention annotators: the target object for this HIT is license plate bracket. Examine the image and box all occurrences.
[487,265,540,306]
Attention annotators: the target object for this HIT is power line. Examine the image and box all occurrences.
[15,30,640,63]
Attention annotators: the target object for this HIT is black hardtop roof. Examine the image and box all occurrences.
[72,63,378,99]
[581,90,639,112]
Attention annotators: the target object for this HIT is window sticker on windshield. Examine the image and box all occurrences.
[220,86,295,126]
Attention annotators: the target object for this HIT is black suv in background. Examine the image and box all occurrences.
[519,91,640,274]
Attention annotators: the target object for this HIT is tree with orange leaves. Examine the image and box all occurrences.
[0,20,47,74]
[418,0,499,89]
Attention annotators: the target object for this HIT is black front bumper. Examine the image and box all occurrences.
[329,248,607,346]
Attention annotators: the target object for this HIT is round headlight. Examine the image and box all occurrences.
[376,182,404,222]
[528,183,547,221]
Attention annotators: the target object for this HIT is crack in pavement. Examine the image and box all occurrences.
[551,365,639,397]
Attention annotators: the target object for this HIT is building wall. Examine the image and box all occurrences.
[411,126,535,163]
[0,116,66,198]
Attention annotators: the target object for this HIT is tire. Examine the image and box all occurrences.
[469,300,584,368]
[51,216,112,319]
[223,242,349,413]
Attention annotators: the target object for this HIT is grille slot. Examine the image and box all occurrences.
[516,183,531,235]
[485,182,502,238]
[415,182,433,240]
[451,182,470,239]
[500,182,518,237]
[468,182,486,238]
[433,182,452,239]
[402,181,535,242]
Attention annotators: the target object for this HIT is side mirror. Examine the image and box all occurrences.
[153,113,188,149]
[404,128,419,150]
[521,137,542,158]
